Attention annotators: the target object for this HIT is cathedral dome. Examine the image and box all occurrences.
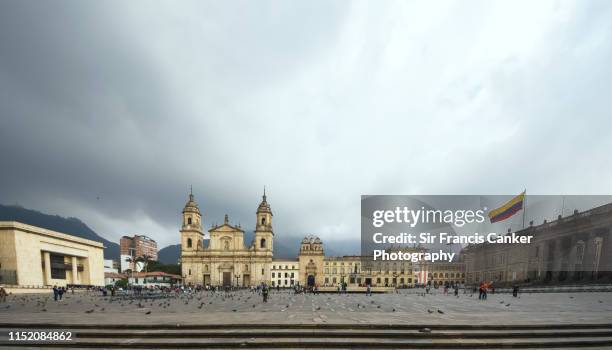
[183,193,200,215]
[256,189,272,214]
[301,234,321,244]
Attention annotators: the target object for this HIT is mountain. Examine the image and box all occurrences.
[157,232,361,264]
[0,203,361,264]
[158,244,181,264]
[0,204,120,260]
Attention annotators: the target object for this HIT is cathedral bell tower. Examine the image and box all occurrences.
[254,188,273,252]
[180,189,204,252]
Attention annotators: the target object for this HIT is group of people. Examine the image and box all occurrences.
[443,284,460,296]
[52,285,71,301]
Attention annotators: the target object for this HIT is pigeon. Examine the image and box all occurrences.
[419,328,432,333]
[85,309,94,313]
[145,311,151,315]
[505,304,511,307]
[427,309,434,314]
[437,310,444,314]
[392,308,396,312]
[41,308,47,312]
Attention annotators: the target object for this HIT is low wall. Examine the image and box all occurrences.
[3,285,50,294]
[317,286,395,293]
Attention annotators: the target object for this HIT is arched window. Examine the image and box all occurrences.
[187,217,192,225]
[261,217,266,225]
[187,238,192,248]
[224,240,230,251]
[260,238,266,248]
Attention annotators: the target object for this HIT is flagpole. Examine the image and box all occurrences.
[522,189,527,230]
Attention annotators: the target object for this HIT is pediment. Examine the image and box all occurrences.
[209,223,244,233]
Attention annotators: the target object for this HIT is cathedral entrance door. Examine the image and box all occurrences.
[222,272,231,286]
[307,275,315,287]
[203,274,210,285]
[243,274,250,286]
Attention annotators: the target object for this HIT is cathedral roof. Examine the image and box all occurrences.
[257,188,272,214]
[182,192,201,215]
[301,234,322,244]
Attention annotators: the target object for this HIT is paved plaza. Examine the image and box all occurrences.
[1,289,611,326]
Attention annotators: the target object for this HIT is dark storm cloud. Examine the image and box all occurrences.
[1,0,612,248]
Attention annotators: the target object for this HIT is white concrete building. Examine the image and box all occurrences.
[128,271,181,288]
[271,260,298,287]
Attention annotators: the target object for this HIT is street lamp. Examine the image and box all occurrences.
[235,274,241,288]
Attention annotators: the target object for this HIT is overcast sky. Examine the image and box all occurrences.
[1,0,611,248]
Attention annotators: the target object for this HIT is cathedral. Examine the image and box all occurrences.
[180,191,274,287]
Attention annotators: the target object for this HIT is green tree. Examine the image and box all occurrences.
[115,278,128,288]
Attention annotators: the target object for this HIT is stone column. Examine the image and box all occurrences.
[43,251,52,286]
[71,256,78,285]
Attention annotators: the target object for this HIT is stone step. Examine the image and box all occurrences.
[2,336,612,349]
[2,323,612,330]
[20,328,612,339]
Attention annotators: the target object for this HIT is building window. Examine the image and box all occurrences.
[187,238,192,248]
[262,268,264,275]
[260,238,266,248]
[224,241,230,250]
[272,272,275,278]
[187,217,192,225]
[50,254,66,280]
[261,218,266,225]
[188,269,191,275]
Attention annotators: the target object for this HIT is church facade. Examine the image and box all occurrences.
[179,190,461,289]
[180,191,274,287]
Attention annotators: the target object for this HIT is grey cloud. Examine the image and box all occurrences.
[1,0,611,249]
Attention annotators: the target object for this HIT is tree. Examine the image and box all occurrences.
[147,260,181,275]
[115,278,128,288]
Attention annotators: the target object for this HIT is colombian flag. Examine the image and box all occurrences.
[488,191,525,223]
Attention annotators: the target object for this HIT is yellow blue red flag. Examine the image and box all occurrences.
[488,191,525,223]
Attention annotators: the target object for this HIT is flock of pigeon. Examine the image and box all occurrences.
[2,289,603,319]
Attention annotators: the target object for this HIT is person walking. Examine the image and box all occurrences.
[512,285,519,298]
[262,284,269,303]
[52,285,59,301]
[0,286,7,303]
[58,286,64,300]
